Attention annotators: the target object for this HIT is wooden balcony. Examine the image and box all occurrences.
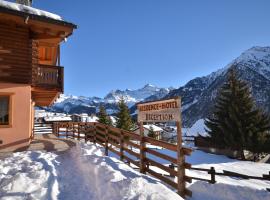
[31,64,64,106]
[32,64,64,92]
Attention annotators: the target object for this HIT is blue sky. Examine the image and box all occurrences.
[34,0,270,97]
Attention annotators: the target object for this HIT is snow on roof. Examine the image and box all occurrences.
[87,116,99,122]
[44,116,72,122]
[0,0,62,21]
[183,119,209,137]
[143,124,163,132]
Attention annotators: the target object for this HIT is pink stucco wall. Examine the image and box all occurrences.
[0,83,33,149]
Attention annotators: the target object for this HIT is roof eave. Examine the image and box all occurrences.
[0,6,77,29]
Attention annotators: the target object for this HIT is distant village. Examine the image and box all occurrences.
[35,109,197,144]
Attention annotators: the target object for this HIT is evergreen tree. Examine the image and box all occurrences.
[205,68,270,157]
[116,97,134,131]
[147,126,156,138]
[98,105,112,125]
[246,111,270,153]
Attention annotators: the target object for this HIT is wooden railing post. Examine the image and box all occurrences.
[72,123,75,138]
[78,123,81,140]
[65,123,68,138]
[263,171,270,181]
[120,130,124,161]
[139,122,146,174]
[176,121,185,197]
[209,167,216,184]
[57,123,59,137]
[52,122,56,135]
[105,125,109,156]
[169,163,175,177]
[93,123,96,144]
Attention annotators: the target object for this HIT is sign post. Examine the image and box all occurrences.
[137,97,191,198]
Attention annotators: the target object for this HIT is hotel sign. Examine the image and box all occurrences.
[137,97,181,122]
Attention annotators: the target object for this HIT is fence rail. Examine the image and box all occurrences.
[188,166,270,188]
[53,122,192,197]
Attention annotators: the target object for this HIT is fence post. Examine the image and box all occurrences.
[139,122,146,174]
[120,131,124,161]
[57,123,59,137]
[169,163,175,177]
[78,123,81,140]
[105,125,109,156]
[209,167,216,184]
[176,120,185,197]
[72,123,75,138]
[65,123,68,138]
[146,161,150,170]
[262,171,270,181]
[93,123,96,144]
[52,122,56,135]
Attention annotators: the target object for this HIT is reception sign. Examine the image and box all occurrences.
[137,97,181,122]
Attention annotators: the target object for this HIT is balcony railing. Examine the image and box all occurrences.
[32,64,64,92]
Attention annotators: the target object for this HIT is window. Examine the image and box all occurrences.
[38,47,53,61]
[0,95,12,127]
[37,42,58,66]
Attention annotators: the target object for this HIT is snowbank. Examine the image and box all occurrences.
[0,142,183,200]
[188,181,270,200]
[0,1,62,21]
[139,146,270,200]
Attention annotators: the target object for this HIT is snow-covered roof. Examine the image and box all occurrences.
[143,124,163,132]
[0,1,76,28]
[183,119,209,137]
[44,116,72,122]
[87,116,99,122]
[0,1,62,20]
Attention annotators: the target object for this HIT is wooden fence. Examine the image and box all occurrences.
[188,166,270,191]
[53,122,193,198]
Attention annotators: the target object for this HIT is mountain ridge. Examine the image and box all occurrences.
[46,46,270,127]
[49,84,173,114]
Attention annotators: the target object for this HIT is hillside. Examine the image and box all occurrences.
[165,46,270,126]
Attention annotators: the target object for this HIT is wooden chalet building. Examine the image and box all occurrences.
[0,0,76,149]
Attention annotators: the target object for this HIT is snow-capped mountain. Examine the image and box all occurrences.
[164,46,270,127]
[104,84,171,104]
[47,84,172,114]
[47,46,270,128]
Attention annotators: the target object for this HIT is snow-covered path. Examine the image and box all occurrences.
[0,142,182,200]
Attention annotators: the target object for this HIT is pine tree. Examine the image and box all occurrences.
[205,67,270,157]
[147,126,156,138]
[246,111,270,153]
[98,105,112,125]
[116,97,134,131]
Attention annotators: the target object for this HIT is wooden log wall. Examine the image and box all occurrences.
[0,22,33,84]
